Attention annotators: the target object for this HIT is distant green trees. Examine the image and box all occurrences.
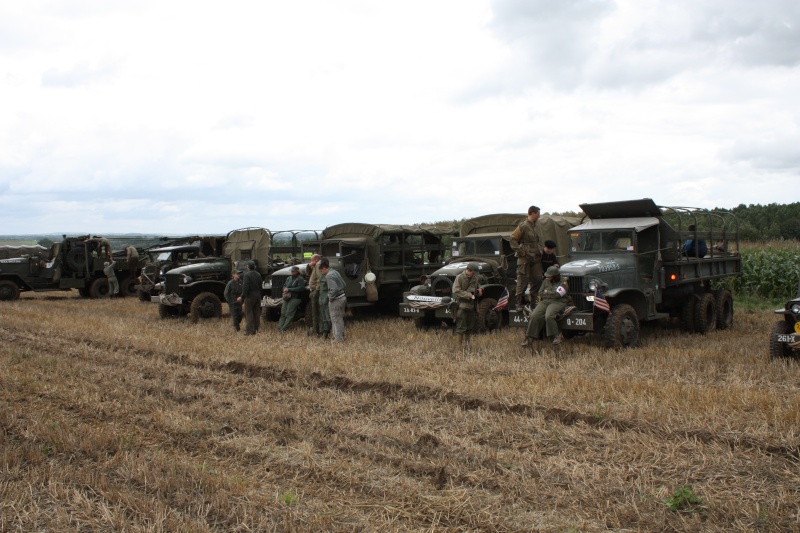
[726,202,800,241]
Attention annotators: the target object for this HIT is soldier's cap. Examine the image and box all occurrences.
[544,240,557,249]
[247,260,256,268]
[545,265,560,277]
[291,265,300,272]
[467,262,480,272]
[234,269,243,275]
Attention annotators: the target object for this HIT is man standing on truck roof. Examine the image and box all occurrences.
[237,261,262,336]
[452,262,482,351]
[510,206,543,311]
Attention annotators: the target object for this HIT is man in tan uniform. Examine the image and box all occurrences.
[510,205,543,311]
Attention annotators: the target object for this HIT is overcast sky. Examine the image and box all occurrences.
[1,0,798,236]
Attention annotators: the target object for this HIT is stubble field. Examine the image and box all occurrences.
[1,292,799,532]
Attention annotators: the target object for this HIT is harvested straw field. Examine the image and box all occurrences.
[1,293,799,531]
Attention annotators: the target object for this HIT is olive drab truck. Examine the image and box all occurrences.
[154,228,320,321]
[267,223,456,319]
[556,198,742,348]
[399,214,580,332]
[0,235,143,301]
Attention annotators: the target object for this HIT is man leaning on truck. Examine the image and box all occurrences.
[510,205,543,311]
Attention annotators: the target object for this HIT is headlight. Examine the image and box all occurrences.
[588,280,598,291]
[181,274,192,284]
[791,303,800,315]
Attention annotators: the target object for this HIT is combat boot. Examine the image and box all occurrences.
[515,294,524,311]
[464,333,471,351]
[323,331,329,340]
[551,333,563,345]
[521,336,534,347]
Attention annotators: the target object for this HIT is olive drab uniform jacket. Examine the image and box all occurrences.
[452,271,480,310]
[510,220,542,265]
[536,277,570,305]
[224,277,243,304]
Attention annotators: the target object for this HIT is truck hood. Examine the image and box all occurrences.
[559,254,636,277]
[167,258,230,276]
[431,260,491,277]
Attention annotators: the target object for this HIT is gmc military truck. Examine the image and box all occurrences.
[266,223,455,319]
[154,228,320,320]
[556,198,741,348]
[399,214,580,331]
[0,235,142,300]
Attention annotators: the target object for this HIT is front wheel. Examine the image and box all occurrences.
[604,303,639,349]
[0,280,21,301]
[158,303,181,319]
[89,277,110,299]
[769,320,797,360]
[190,292,222,322]
[137,288,151,302]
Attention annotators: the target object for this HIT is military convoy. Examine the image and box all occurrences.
[154,228,320,321]
[0,235,141,300]
[266,223,456,319]
[555,199,742,348]
[399,214,580,331]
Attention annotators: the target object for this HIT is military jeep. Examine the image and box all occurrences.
[770,281,800,360]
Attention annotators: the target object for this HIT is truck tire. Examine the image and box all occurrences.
[89,277,110,299]
[120,277,138,297]
[694,292,717,334]
[714,289,734,330]
[78,287,90,298]
[604,303,639,349]
[680,297,695,332]
[138,288,151,302]
[190,292,222,322]
[414,314,439,330]
[66,247,86,271]
[158,303,181,319]
[769,321,796,360]
[0,280,20,301]
[476,298,501,333]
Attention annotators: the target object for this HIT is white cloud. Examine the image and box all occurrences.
[1,0,799,235]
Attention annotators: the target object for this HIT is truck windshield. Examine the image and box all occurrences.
[451,237,502,257]
[570,230,635,253]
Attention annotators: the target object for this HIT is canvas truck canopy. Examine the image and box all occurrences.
[0,245,48,260]
[569,217,661,233]
[223,227,271,272]
[459,214,527,237]
[579,198,663,219]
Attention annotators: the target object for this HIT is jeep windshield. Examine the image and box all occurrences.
[451,236,503,257]
[569,230,635,253]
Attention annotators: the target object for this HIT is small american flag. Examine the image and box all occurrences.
[593,288,611,313]
[493,288,509,311]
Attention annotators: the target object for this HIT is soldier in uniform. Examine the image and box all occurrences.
[522,265,569,346]
[452,262,482,351]
[125,245,140,280]
[510,206,543,311]
[305,254,323,336]
[224,270,244,332]
[541,240,558,273]
[278,265,306,332]
[237,261,262,335]
[103,260,119,297]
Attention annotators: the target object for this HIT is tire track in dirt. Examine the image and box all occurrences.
[4,325,799,465]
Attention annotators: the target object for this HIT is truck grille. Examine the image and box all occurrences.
[431,276,454,298]
[271,274,288,298]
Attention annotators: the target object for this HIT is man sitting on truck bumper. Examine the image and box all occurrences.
[522,265,569,347]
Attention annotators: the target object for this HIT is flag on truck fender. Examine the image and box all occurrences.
[493,288,509,311]
[594,288,610,313]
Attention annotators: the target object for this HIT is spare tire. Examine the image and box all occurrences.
[66,247,87,271]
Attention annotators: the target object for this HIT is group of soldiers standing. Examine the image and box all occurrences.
[222,254,348,342]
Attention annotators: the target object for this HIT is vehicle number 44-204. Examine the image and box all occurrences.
[567,317,587,326]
